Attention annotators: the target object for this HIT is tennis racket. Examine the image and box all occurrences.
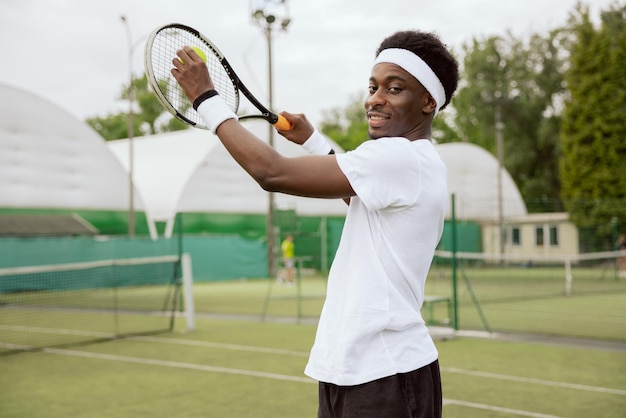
[144,23,291,131]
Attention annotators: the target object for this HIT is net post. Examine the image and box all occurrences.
[451,193,459,330]
[296,257,303,323]
[564,257,573,296]
[181,253,195,331]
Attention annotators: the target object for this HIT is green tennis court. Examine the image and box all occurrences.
[2,315,625,418]
[2,273,625,418]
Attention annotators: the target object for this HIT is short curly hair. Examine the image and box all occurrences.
[376,31,459,110]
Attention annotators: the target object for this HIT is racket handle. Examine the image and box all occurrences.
[273,114,292,131]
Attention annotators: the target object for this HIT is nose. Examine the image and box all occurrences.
[365,89,385,109]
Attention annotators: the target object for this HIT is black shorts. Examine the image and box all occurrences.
[317,360,442,418]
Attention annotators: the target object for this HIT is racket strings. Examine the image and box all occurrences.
[148,28,239,126]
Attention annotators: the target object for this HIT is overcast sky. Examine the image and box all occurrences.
[0,0,618,127]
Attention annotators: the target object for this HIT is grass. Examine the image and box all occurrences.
[192,276,327,319]
[1,319,319,418]
[1,269,626,417]
[191,271,626,342]
[439,337,626,417]
[1,315,625,418]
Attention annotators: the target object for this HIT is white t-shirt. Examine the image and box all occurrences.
[304,137,448,386]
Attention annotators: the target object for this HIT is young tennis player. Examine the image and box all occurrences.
[279,234,295,285]
[172,29,458,418]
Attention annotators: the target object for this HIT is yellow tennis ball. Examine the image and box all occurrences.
[179,46,207,63]
[191,46,207,62]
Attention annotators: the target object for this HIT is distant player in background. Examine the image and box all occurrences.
[172,29,458,418]
[279,234,295,285]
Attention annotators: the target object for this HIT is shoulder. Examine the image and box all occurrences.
[341,137,437,170]
[340,137,420,163]
[355,137,436,154]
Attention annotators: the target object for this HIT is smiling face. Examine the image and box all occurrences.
[365,62,436,140]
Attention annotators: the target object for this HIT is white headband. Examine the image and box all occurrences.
[373,48,446,116]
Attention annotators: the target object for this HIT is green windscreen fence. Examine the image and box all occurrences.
[182,235,267,281]
[0,235,267,283]
[439,220,482,252]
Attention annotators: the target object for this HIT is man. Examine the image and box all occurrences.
[172,29,458,418]
[279,234,295,285]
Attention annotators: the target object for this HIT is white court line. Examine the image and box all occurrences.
[0,342,608,418]
[25,346,566,418]
[3,329,625,398]
[0,342,32,350]
[443,399,564,418]
[42,347,316,384]
[139,337,626,397]
[134,336,626,397]
[443,367,626,396]
[0,325,114,338]
[130,335,310,357]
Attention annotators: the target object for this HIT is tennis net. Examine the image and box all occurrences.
[427,250,626,340]
[0,254,194,355]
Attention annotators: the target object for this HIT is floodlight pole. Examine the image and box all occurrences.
[495,103,505,263]
[121,15,135,237]
[484,92,507,264]
[266,25,277,277]
[251,1,291,278]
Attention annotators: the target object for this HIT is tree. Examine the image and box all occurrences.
[452,30,569,212]
[560,3,626,241]
[320,94,368,151]
[86,74,189,141]
[432,110,462,143]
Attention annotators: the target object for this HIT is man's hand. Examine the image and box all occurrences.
[171,46,214,103]
[276,111,315,145]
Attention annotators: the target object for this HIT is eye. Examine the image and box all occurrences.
[388,86,402,94]
[368,85,378,95]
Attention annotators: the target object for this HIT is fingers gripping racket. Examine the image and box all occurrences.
[144,23,291,130]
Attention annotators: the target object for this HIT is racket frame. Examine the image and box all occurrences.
[144,23,281,129]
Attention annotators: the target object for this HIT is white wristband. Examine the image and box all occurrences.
[302,129,333,155]
[196,95,238,134]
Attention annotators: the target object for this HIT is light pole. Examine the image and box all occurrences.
[251,0,291,277]
[495,101,505,262]
[120,15,135,237]
[483,91,507,262]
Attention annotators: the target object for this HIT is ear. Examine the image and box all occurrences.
[423,92,438,115]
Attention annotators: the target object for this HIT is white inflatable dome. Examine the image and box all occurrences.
[1,84,526,239]
[0,83,155,234]
[437,142,527,220]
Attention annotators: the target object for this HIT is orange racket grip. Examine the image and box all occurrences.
[273,114,292,131]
